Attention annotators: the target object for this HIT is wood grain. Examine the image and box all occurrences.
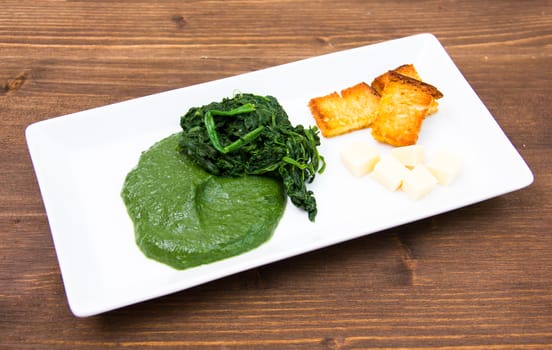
[1,0,551,349]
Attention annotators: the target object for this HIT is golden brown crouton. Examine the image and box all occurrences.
[372,64,442,115]
[371,64,422,95]
[308,82,380,137]
[371,72,436,147]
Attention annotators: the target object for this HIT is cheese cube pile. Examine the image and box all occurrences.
[340,142,462,199]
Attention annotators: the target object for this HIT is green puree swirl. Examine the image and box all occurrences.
[121,133,286,270]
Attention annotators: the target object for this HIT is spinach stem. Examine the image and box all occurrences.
[204,104,264,154]
[282,156,307,170]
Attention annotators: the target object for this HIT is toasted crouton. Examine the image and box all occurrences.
[388,71,443,99]
[372,64,442,115]
[371,64,422,95]
[371,72,436,147]
[308,82,380,137]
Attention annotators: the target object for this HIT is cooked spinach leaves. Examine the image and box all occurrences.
[179,93,325,221]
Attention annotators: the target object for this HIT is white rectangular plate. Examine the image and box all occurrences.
[26,33,533,317]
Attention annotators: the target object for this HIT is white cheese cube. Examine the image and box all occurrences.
[391,145,425,168]
[371,155,409,191]
[426,151,463,185]
[402,164,438,200]
[340,142,380,177]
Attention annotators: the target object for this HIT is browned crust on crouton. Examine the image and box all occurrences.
[387,71,443,99]
[371,64,422,95]
[372,65,442,116]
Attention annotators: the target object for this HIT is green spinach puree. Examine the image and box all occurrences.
[121,133,286,270]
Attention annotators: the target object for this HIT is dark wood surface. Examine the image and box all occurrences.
[2,0,551,348]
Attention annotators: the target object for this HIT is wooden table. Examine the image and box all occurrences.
[2,0,551,348]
